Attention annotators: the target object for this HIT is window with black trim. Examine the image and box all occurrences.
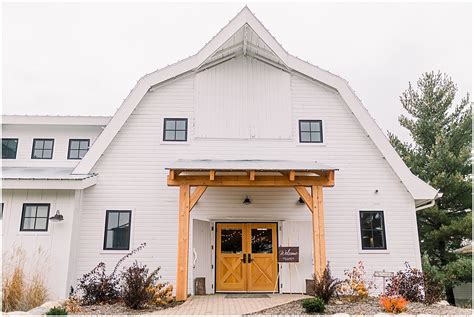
[31,139,54,159]
[163,118,188,142]
[103,210,131,250]
[2,138,18,159]
[359,210,386,250]
[68,139,90,159]
[299,120,323,143]
[20,204,50,231]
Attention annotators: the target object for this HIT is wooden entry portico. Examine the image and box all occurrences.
[166,159,336,301]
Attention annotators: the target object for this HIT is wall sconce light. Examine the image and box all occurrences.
[243,196,251,205]
[49,210,64,222]
[297,197,305,204]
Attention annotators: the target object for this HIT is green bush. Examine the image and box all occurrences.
[302,297,325,314]
[46,306,68,315]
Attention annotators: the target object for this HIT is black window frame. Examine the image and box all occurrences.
[2,138,19,159]
[359,210,387,250]
[163,118,188,142]
[31,138,54,159]
[103,210,132,250]
[299,120,323,143]
[67,139,90,160]
[20,203,50,232]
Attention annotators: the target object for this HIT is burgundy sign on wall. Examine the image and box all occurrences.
[277,246,299,263]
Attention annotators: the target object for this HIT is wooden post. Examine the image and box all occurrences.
[176,184,190,301]
[311,185,326,279]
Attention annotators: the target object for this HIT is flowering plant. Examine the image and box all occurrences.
[337,261,376,300]
[379,295,408,313]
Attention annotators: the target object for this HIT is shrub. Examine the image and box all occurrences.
[121,261,160,309]
[76,262,120,305]
[147,283,174,306]
[46,306,68,315]
[337,261,375,300]
[2,247,49,312]
[63,295,82,314]
[302,297,325,313]
[75,243,146,305]
[313,263,341,303]
[379,295,408,314]
[386,262,424,302]
[422,268,443,305]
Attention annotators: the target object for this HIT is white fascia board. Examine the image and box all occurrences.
[73,7,438,202]
[2,115,111,126]
[2,175,97,190]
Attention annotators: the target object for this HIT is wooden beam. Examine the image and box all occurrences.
[169,170,175,180]
[168,175,334,187]
[311,185,327,279]
[189,186,207,212]
[249,170,256,181]
[209,170,216,181]
[289,170,296,181]
[176,184,190,301]
[294,186,313,212]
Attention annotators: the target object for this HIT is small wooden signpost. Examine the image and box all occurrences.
[274,247,302,294]
[374,270,394,294]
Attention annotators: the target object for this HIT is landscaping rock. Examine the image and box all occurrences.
[250,297,473,315]
[6,311,29,315]
[27,306,50,315]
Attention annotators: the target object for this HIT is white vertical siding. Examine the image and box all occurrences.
[191,219,212,294]
[195,56,291,139]
[73,58,422,295]
[1,189,77,298]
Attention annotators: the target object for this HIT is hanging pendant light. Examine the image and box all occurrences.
[243,196,251,205]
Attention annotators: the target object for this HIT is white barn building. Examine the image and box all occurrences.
[2,7,439,300]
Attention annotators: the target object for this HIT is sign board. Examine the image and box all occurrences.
[278,247,299,263]
[374,271,394,278]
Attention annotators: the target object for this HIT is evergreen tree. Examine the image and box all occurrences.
[388,71,472,304]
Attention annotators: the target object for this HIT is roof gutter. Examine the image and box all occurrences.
[415,191,443,211]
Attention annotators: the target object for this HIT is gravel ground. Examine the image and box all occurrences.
[71,301,181,315]
[250,297,473,315]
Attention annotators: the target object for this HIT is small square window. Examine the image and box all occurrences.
[299,120,323,143]
[2,138,18,159]
[68,139,90,159]
[163,118,188,142]
[359,211,387,250]
[31,139,54,159]
[103,210,131,250]
[20,204,50,231]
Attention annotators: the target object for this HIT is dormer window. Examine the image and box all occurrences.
[163,118,188,142]
[68,139,90,159]
[31,139,54,159]
[2,138,18,159]
[299,120,323,143]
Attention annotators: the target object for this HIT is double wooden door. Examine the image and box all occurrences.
[216,223,278,292]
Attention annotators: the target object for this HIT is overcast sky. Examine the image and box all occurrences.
[3,2,472,141]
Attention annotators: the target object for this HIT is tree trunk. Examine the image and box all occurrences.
[445,285,455,305]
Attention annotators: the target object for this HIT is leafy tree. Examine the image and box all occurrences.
[388,71,472,304]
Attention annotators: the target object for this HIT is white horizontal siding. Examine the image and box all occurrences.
[74,58,421,295]
[1,124,103,168]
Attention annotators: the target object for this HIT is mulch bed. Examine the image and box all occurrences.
[250,297,473,315]
[72,301,182,315]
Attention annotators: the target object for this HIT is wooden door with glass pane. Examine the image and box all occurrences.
[216,223,277,292]
[216,223,247,292]
[246,223,278,292]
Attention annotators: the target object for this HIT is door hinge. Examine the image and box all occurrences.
[211,283,214,289]
[211,245,214,250]
[211,264,214,269]
[211,226,214,231]
[281,283,283,289]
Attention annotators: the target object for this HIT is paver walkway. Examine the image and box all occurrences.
[153,294,309,315]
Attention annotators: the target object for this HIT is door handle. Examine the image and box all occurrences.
[248,253,253,263]
[242,253,247,263]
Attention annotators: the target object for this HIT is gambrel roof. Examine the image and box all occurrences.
[73,6,438,206]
